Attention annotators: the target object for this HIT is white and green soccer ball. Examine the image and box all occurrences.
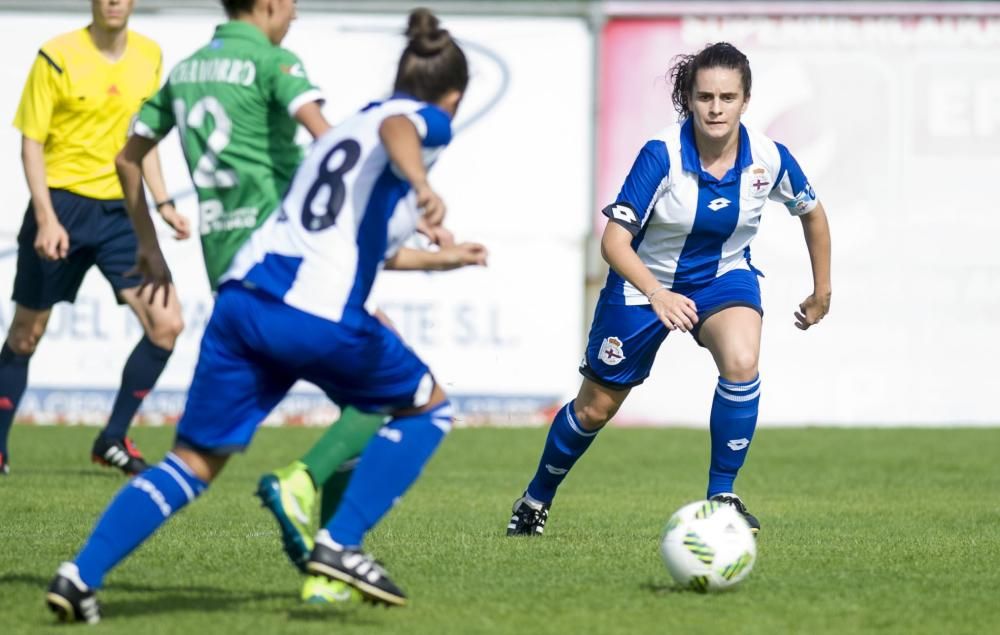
[659,500,757,592]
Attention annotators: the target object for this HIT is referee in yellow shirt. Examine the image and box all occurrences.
[0,0,189,477]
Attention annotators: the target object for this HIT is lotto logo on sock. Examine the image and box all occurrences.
[545,464,568,475]
[727,438,750,451]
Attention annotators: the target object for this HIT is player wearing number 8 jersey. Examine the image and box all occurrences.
[506,42,833,539]
[112,0,472,605]
[46,8,469,619]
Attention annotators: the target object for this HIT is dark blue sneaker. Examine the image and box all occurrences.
[46,563,101,624]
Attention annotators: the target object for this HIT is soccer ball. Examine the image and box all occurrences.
[659,500,757,592]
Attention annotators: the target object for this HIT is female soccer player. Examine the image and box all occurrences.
[507,42,832,538]
[46,9,469,622]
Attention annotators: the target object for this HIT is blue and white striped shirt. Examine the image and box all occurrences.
[602,118,817,304]
[223,95,452,324]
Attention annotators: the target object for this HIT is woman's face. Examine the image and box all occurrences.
[689,66,748,143]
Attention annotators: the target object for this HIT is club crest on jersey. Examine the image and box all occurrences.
[748,166,771,197]
[598,337,626,366]
[280,63,306,78]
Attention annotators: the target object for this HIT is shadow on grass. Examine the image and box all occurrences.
[287,604,386,625]
[640,579,689,595]
[2,572,293,617]
[6,466,122,478]
[3,572,392,624]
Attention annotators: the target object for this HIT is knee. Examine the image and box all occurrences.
[147,315,184,349]
[721,352,759,383]
[573,399,616,432]
[6,325,44,356]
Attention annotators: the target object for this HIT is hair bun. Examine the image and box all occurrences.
[406,8,450,57]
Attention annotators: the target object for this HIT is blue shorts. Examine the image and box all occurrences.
[176,283,433,453]
[13,189,139,310]
[579,268,762,389]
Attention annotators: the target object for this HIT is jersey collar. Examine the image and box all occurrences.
[679,118,753,184]
[212,21,272,47]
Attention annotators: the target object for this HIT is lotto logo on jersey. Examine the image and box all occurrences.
[603,203,640,229]
[707,197,731,211]
[598,336,626,366]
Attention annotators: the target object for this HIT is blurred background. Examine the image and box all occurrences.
[0,0,996,428]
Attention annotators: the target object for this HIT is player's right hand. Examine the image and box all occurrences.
[650,289,699,332]
[34,219,69,261]
[126,245,173,308]
[158,203,191,240]
[415,183,446,227]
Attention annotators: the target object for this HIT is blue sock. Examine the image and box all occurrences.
[526,401,599,504]
[0,343,31,461]
[101,336,172,440]
[74,452,206,588]
[324,402,452,548]
[707,375,761,497]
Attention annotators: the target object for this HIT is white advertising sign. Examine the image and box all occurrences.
[0,11,592,424]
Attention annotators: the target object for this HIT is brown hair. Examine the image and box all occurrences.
[669,42,752,119]
[393,8,469,103]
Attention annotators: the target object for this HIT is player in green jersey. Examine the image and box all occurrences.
[130,0,328,287]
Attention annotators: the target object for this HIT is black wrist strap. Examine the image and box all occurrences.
[155,198,176,211]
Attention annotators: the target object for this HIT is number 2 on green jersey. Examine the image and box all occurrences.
[173,97,237,189]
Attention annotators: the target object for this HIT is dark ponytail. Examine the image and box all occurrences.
[669,42,751,119]
[393,8,469,103]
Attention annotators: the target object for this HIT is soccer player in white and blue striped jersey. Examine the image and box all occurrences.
[46,9,468,619]
[508,42,832,538]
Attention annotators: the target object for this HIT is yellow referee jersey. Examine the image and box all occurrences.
[13,28,162,200]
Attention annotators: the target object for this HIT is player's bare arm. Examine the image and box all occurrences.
[116,135,173,307]
[294,100,331,139]
[141,148,190,240]
[601,221,698,332]
[21,136,68,260]
[384,242,488,271]
[796,201,832,330]
[379,115,445,226]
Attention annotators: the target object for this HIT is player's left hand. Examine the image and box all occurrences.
[439,242,488,270]
[158,204,191,240]
[126,245,174,308]
[795,290,831,330]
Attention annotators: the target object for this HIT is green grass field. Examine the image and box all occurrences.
[2,425,999,634]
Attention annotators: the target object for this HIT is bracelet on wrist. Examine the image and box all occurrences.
[155,198,176,211]
[646,286,667,301]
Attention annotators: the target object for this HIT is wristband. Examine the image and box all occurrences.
[155,198,176,211]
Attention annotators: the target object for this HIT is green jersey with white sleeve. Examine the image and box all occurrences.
[134,21,322,288]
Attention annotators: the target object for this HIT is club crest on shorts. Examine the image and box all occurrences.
[598,336,626,366]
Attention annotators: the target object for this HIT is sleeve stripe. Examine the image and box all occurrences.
[404,112,429,139]
[37,49,62,74]
[132,119,160,140]
[287,89,324,118]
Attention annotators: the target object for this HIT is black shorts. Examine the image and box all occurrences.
[13,189,140,310]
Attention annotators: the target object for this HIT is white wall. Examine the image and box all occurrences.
[0,11,592,424]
